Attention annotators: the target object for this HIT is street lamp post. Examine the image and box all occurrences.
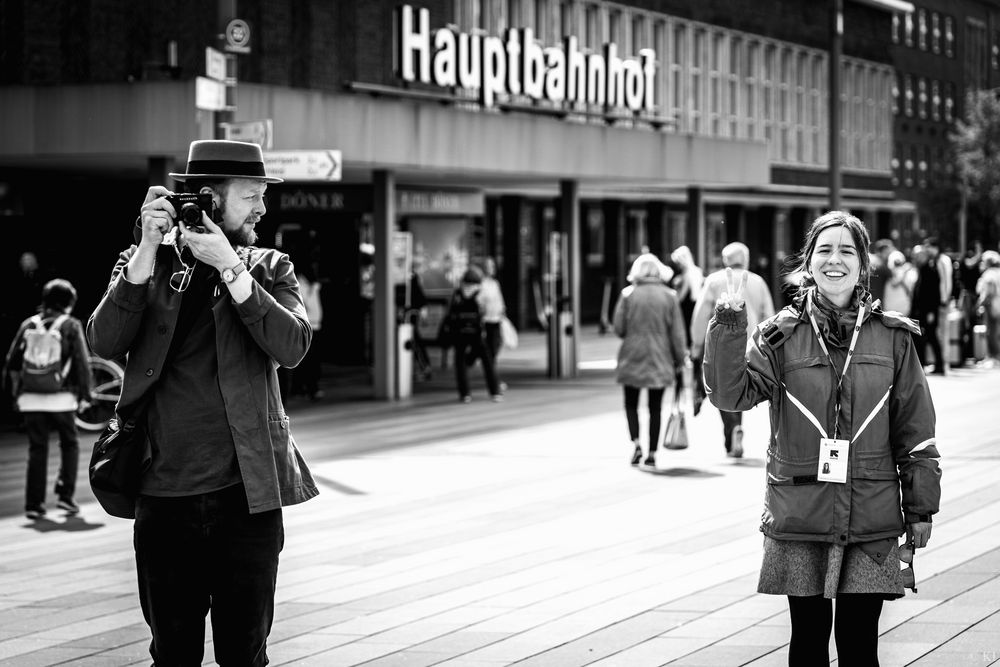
[829,0,843,211]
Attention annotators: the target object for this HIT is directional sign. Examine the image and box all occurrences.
[263,150,342,181]
[195,76,227,111]
[205,46,227,82]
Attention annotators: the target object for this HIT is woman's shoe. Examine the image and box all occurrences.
[643,453,656,468]
[630,440,642,466]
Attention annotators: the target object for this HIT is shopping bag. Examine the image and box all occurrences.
[662,408,689,450]
[500,316,519,350]
[662,383,688,450]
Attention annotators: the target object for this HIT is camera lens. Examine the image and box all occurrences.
[179,202,202,225]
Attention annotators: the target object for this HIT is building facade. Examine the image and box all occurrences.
[0,0,936,397]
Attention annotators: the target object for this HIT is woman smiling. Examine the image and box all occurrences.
[703,211,942,666]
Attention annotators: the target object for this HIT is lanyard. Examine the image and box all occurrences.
[805,290,865,439]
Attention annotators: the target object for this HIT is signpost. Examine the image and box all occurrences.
[195,76,227,111]
[263,150,342,181]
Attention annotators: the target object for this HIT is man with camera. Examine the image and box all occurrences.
[88,140,318,666]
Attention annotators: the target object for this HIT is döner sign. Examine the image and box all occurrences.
[395,4,656,113]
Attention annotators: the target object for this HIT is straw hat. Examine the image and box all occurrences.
[169,140,283,183]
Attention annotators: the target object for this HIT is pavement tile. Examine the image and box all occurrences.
[585,636,710,666]
[905,571,996,601]
[877,641,943,666]
[510,610,695,666]
[669,643,778,666]
[0,647,103,667]
[879,621,969,644]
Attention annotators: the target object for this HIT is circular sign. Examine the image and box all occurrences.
[225,19,251,50]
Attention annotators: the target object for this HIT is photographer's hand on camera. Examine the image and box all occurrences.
[126,186,176,284]
[177,215,240,273]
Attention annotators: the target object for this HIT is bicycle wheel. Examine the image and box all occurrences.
[76,356,124,431]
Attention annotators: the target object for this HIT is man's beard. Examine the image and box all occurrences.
[217,201,257,246]
[224,220,257,247]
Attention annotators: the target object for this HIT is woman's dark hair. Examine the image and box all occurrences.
[41,278,77,312]
[788,210,872,297]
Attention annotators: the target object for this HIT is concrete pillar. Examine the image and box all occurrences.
[148,156,175,189]
[687,186,705,270]
[561,179,580,378]
[373,170,396,400]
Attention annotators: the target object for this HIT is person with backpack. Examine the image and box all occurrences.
[3,278,93,519]
[441,267,503,402]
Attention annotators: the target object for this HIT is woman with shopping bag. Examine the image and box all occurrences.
[612,253,687,468]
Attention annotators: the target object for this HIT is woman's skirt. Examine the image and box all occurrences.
[757,535,906,599]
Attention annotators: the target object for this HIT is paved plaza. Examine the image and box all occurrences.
[0,335,997,666]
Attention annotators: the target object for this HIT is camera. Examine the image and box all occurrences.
[165,193,213,232]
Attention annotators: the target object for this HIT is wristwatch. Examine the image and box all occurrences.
[221,262,247,284]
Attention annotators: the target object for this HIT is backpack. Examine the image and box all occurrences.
[19,314,72,393]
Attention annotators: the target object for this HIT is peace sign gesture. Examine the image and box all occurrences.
[716,267,749,312]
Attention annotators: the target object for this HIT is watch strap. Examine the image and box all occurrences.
[223,261,247,283]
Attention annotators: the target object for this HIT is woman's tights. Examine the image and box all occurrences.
[623,386,666,451]
[787,593,884,666]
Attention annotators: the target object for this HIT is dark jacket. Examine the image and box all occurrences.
[87,243,318,514]
[704,290,941,544]
[4,310,93,402]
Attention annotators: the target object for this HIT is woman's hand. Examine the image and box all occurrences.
[907,521,932,549]
[716,267,748,312]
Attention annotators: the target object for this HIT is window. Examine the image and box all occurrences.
[744,41,759,139]
[931,12,941,54]
[670,22,687,131]
[944,82,955,122]
[904,74,913,117]
[945,16,954,58]
[892,13,901,44]
[560,1,573,41]
[728,37,742,137]
[931,79,941,121]
[918,9,927,50]
[632,14,646,55]
[905,11,914,47]
[966,18,989,93]
[585,4,599,50]
[457,0,483,31]
[534,0,548,40]
[993,32,1000,70]
[892,73,900,115]
[691,28,705,133]
[918,77,927,119]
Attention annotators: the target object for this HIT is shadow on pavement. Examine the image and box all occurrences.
[23,515,106,533]
[638,467,723,478]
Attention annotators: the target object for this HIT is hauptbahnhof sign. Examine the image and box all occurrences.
[394,4,656,113]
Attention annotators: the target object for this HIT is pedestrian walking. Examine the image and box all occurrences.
[703,210,941,666]
[294,260,325,400]
[881,249,915,316]
[4,278,92,519]
[87,139,319,666]
[976,250,1000,367]
[910,244,946,374]
[690,242,775,458]
[669,245,703,347]
[477,257,507,367]
[612,253,687,467]
[441,267,502,402]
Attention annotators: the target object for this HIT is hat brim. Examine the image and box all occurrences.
[169,173,283,184]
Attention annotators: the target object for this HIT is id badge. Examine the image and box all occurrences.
[817,438,850,483]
